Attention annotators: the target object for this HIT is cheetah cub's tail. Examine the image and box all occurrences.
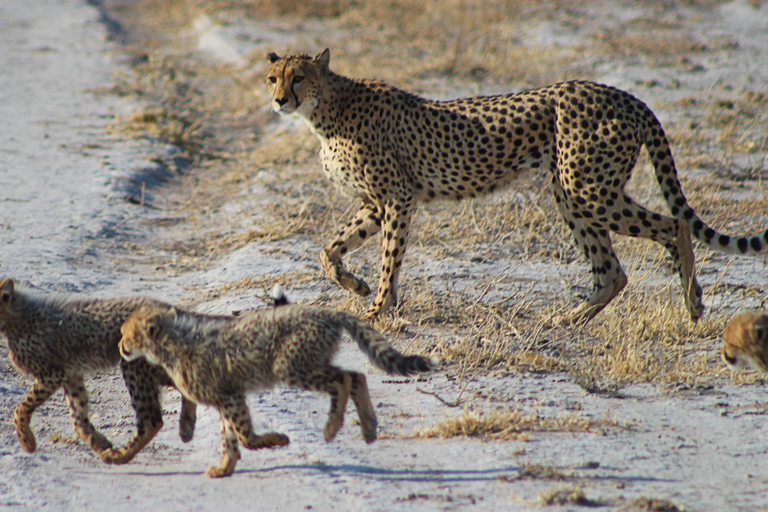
[337,313,437,376]
[645,116,768,255]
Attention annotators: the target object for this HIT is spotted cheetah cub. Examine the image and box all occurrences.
[266,49,768,324]
[722,311,768,372]
[0,278,196,463]
[119,303,436,477]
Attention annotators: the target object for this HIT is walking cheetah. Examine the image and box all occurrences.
[0,278,196,463]
[266,49,768,324]
[119,303,436,477]
[722,311,768,372]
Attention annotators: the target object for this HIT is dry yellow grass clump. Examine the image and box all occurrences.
[414,405,627,441]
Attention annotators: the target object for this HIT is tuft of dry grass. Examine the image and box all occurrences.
[110,108,205,153]
[537,485,592,507]
[512,462,570,481]
[413,404,627,441]
[49,432,79,446]
[618,496,683,512]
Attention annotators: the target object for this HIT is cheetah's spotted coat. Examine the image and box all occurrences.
[266,49,768,323]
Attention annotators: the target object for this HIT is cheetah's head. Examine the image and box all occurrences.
[120,305,174,364]
[0,278,16,328]
[721,311,768,373]
[266,49,330,119]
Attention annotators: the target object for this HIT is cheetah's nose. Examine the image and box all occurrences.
[275,97,289,107]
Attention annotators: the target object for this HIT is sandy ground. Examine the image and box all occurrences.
[1,0,768,511]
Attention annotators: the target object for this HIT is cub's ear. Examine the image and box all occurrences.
[147,318,161,338]
[0,278,12,303]
[267,52,280,63]
[315,48,330,69]
[756,315,768,343]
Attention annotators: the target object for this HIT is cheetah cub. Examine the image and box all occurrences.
[119,303,436,477]
[266,49,768,324]
[722,311,768,372]
[0,278,196,463]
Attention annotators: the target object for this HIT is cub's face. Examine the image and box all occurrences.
[721,312,768,372]
[265,49,330,119]
[119,306,167,365]
[0,278,15,328]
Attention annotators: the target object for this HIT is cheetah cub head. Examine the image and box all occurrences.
[120,305,173,364]
[721,311,768,373]
[266,49,330,119]
[0,278,17,328]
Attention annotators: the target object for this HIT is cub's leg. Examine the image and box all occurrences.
[14,373,64,453]
[349,372,377,443]
[282,366,354,442]
[62,374,112,453]
[178,397,197,443]
[207,411,241,478]
[152,364,197,443]
[100,359,164,464]
[206,394,289,478]
[219,393,289,452]
[321,200,382,298]
[365,195,415,319]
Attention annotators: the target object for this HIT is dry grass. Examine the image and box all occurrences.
[618,496,683,512]
[109,108,205,153]
[48,432,79,446]
[537,485,592,507]
[413,404,628,440]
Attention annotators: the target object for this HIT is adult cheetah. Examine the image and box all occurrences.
[266,49,768,324]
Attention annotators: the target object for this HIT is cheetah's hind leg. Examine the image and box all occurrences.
[349,371,377,443]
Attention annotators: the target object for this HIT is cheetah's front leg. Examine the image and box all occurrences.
[207,395,289,478]
[101,359,164,464]
[63,374,112,454]
[14,374,63,453]
[365,195,414,319]
[321,200,382,297]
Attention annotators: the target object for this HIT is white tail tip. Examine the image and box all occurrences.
[271,283,285,301]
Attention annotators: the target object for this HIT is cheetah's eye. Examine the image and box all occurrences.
[722,352,737,365]
[293,75,305,84]
[268,76,277,84]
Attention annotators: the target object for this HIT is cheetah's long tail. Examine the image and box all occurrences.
[338,313,437,376]
[646,114,768,255]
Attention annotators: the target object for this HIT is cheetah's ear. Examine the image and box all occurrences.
[0,278,13,303]
[756,315,768,344]
[315,48,330,70]
[168,306,179,317]
[267,52,280,63]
